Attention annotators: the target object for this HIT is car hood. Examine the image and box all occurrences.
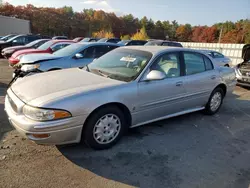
[3,46,28,52]
[12,49,47,58]
[11,68,124,105]
[19,53,63,64]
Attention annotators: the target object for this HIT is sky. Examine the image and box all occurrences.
[3,0,250,25]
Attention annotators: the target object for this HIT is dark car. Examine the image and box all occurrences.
[145,40,183,47]
[81,38,99,42]
[0,34,17,42]
[0,34,44,57]
[52,36,68,40]
[1,39,50,58]
[98,38,121,43]
[234,44,250,87]
[118,40,147,46]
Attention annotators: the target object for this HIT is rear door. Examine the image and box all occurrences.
[181,51,219,109]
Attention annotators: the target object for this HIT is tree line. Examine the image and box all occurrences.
[0,3,249,43]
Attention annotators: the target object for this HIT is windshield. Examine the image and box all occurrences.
[6,35,20,43]
[98,38,107,42]
[81,38,90,42]
[53,43,84,56]
[37,40,54,50]
[88,48,152,82]
[145,41,162,46]
[1,34,16,41]
[118,40,130,45]
[25,40,40,47]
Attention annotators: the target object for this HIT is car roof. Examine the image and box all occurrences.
[51,40,74,43]
[78,42,122,46]
[121,46,200,55]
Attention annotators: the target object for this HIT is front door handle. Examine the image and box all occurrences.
[211,75,216,80]
[176,81,183,86]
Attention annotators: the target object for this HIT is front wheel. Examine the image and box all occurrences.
[82,106,126,150]
[204,88,224,115]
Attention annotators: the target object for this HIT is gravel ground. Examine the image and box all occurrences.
[0,59,250,188]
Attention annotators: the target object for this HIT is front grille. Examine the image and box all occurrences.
[7,95,18,113]
[239,69,250,77]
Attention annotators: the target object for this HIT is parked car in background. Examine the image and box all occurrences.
[234,44,250,87]
[118,40,147,46]
[73,37,84,42]
[98,38,121,43]
[1,39,50,58]
[145,40,183,47]
[0,34,17,41]
[52,36,68,40]
[5,46,236,149]
[11,42,120,80]
[0,34,43,57]
[200,50,231,67]
[81,38,99,42]
[9,40,75,66]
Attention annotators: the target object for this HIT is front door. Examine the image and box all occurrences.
[135,52,186,125]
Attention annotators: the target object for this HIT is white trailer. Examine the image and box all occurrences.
[0,15,30,36]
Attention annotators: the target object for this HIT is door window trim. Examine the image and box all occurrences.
[139,51,184,82]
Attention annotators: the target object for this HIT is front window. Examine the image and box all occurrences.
[151,53,181,78]
[88,48,153,82]
[53,43,85,56]
[37,41,54,50]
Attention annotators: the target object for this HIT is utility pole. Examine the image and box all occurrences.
[218,27,223,43]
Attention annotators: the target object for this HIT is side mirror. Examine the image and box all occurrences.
[12,40,18,45]
[144,70,166,81]
[75,53,84,59]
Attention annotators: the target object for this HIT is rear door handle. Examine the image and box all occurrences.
[211,75,216,80]
[176,81,183,86]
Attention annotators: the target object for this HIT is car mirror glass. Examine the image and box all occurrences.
[144,70,166,81]
[75,53,84,59]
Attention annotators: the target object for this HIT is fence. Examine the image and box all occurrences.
[180,42,245,66]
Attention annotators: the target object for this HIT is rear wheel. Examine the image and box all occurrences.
[83,106,126,150]
[204,87,224,115]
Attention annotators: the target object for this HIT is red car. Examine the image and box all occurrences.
[9,40,75,66]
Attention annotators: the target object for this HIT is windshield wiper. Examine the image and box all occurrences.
[98,70,110,78]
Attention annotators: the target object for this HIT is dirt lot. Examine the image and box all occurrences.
[0,59,250,188]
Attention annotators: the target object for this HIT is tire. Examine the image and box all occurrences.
[83,106,127,150]
[224,64,229,67]
[204,87,224,115]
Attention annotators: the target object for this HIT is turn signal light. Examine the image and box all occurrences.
[31,134,50,138]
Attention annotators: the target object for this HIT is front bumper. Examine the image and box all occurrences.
[8,57,20,66]
[1,51,12,59]
[4,89,87,145]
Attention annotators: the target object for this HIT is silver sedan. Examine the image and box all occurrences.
[5,46,236,150]
[200,50,231,67]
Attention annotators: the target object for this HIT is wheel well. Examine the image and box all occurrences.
[215,83,227,96]
[224,64,229,67]
[48,68,61,71]
[84,102,132,127]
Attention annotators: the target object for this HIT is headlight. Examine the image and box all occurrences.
[21,64,40,72]
[23,105,72,121]
[6,49,15,54]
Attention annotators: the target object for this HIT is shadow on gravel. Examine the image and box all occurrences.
[57,90,250,188]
